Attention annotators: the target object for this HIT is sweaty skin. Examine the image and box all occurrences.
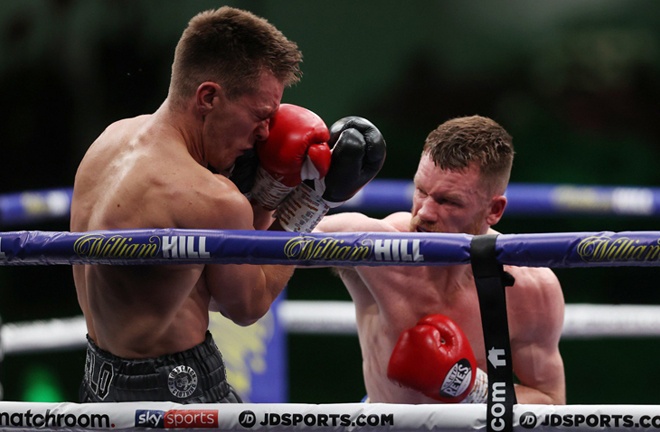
[315,154,566,404]
[71,71,294,359]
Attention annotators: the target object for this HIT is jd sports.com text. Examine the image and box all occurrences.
[239,411,394,428]
[520,412,660,429]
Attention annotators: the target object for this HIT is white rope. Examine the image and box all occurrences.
[2,303,660,356]
[0,400,658,431]
[278,300,357,335]
[561,304,660,338]
[1,316,87,355]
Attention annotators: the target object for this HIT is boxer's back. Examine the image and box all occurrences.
[71,115,210,358]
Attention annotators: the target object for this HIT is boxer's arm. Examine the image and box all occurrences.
[509,267,566,404]
[207,261,293,325]
[314,212,394,233]
[189,178,294,325]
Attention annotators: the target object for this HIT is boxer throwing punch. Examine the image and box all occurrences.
[315,115,565,404]
[70,6,386,403]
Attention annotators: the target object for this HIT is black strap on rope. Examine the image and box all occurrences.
[470,234,517,432]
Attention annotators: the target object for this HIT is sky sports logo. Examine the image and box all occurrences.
[135,409,218,428]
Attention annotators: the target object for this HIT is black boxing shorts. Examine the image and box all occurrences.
[79,331,242,403]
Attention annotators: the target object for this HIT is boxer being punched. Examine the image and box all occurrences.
[315,115,566,404]
[71,6,386,403]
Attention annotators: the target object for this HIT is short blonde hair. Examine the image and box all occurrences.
[169,6,302,106]
[422,115,514,193]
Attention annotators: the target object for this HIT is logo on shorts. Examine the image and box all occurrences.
[168,365,198,399]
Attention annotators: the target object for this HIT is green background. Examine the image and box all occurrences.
[2,0,660,404]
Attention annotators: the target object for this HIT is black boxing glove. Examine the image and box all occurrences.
[228,149,259,196]
[323,116,386,203]
[276,116,386,232]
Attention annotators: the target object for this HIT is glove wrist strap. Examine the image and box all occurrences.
[461,368,488,404]
[250,167,294,210]
[276,182,330,232]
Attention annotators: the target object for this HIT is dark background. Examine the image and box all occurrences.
[1,0,660,404]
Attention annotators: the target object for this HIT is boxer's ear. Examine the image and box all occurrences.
[196,82,222,115]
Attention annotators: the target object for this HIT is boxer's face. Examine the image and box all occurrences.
[203,72,283,174]
[409,154,497,235]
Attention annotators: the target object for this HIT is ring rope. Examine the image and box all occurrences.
[1,229,660,267]
[0,400,658,431]
[3,180,660,226]
[3,302,660,356]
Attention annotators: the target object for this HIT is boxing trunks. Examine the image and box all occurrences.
[80,331,242,403]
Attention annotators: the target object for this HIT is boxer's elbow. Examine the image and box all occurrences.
[220,298,271,327]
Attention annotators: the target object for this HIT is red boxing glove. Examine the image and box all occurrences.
[276,116,386,232]
[387,314,487,403]
[250,104,331,210]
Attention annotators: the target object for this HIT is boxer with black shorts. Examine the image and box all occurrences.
[71,6,304,403]
[80,332,241,403]
[71,6,385,403]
